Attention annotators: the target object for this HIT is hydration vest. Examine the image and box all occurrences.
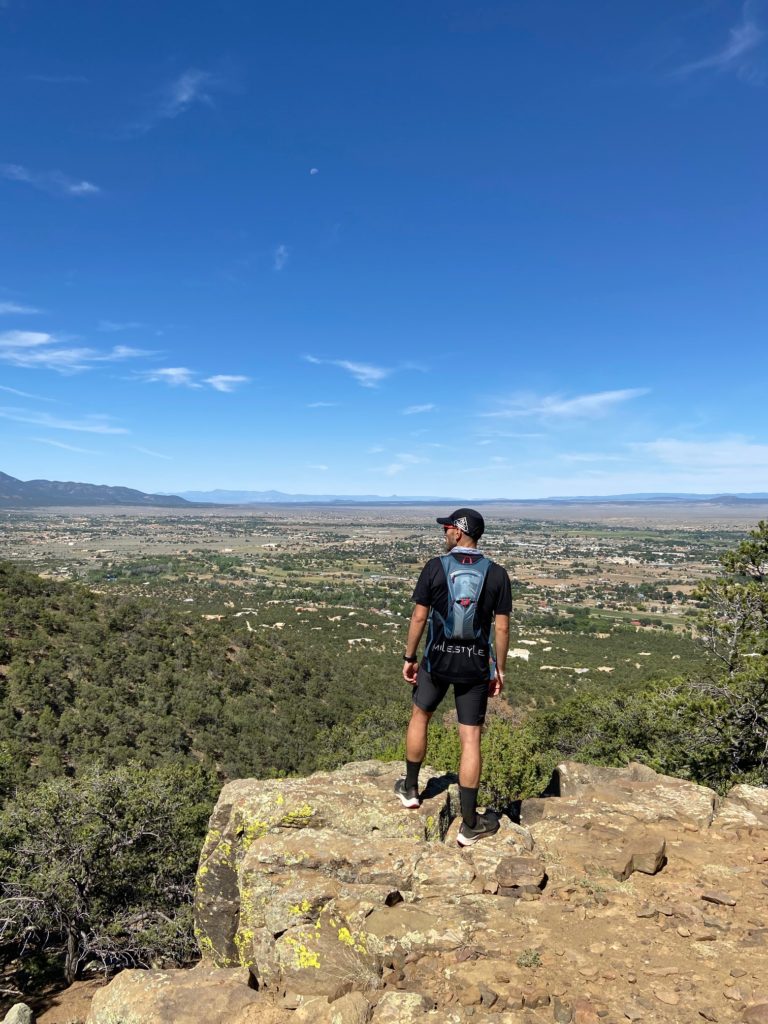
[432,553,492,641]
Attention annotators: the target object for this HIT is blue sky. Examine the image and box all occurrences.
[1,0,766,498]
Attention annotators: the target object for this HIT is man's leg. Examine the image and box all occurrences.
[400,668,447,798]
[395,706,433,807]
[458,723,482,827]
[406,704,433,766]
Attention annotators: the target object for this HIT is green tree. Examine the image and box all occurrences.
[693,520,768,783]
[0,761,214,984]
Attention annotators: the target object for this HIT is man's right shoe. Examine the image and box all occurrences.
[394,778,420,809]
[457,810,500,846]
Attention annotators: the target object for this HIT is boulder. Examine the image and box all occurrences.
[715,784,768,831]
[2,1006,34,1024]
[293,991,371,1024]
[531,761,718,829]
[185,758,768,1021]
[371,991,433,1022]
[195,761,457,968]
[85,965,262,1024]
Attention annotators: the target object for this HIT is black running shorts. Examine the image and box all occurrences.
[412,666,489,726]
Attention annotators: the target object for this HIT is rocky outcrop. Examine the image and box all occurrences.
[88,760,768,1024]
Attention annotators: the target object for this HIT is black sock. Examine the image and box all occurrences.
[405,759,421,790]
[459,786,479,829]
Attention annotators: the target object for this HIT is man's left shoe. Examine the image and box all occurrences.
[394,778,420,809]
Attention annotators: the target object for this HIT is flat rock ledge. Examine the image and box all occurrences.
[86,760,768,1024]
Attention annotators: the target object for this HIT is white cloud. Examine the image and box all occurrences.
[559,452,625,463]
[0,302,40,315]
[204,374,249,392]
[0,163,100,196]
[0,407,128,434]
[160,69,216,119]
[310,167,319,175]
[27,74,89,84]
[635,436,768,470]
[307,401,338,408]
[383,452,428,476]
[402,403,435,415]
[0,330,53,348]
[674,3,765,82]
[304,355,393,388]
[0,333,148,373]
[31,437,100,454]
[307,463,328,471]
[131,445,172,460]
[139,367,201,388]
[274,244,289,271]
[125,68,227,135]
[484,388,649,420]
[337,361,391,387]
[98,320,145,332]
[0,384,52,401]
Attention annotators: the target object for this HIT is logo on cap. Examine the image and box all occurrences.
[454,516,469,532]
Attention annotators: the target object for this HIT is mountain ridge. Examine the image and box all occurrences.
[0,471,192,509]
[3,471,768,508]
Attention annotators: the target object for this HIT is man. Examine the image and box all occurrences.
[395,508,511,846]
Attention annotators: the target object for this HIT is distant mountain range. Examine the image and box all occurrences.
[176,488,768,505]
[0,472,191,509]
[2,472,768,509]
[175,489,458,504]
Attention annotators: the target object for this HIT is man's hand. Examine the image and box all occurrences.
[403,660,419,685]
[488,667,504,698]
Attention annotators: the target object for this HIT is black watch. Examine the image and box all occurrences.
[403,654,418,663]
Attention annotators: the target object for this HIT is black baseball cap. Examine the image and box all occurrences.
[436,507,485,540]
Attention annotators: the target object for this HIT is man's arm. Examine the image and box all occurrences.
[490,613,510,696]
[403,603,429,684]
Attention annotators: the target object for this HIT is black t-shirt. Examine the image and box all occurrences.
[411,549,512,681]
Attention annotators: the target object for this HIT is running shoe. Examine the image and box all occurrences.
[394,778,420,809]
[457,810,500,846]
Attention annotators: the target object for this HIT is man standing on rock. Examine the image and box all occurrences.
[396,508,511,846]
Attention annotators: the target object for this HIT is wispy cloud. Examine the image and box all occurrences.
[484,388,649,420]
[27,74,89,84]
[273,244,289,271]
[673,3,765,82]
[136,367,248,391]
[383,452,428,476]
[559,452,624,463]
[305,355,393,388]
[131,445,172,460]
[127,68,225,136]
[0,384,53,401]
[476,430,546,446]
[1,163,100,196]
[0,331,148,373]
[307,401,338,408]
[138,367,201,388]
[0,330,52,348]
[403,403,436,415]
[31,437,100,454]
[204,374,249,392]
[160,69,217,119]
[0,407,128,434]
[98,320,145,332]
[307,463,328,471]
[0,301,41,314]
[635,435,768,469]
